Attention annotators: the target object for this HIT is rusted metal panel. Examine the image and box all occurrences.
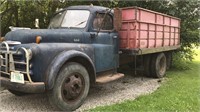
[114,8,122,31]
[119,7,181,50]
[0,77,45,93]
[96,73,124,84]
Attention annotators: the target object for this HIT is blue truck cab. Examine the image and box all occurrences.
[0,5,122,111]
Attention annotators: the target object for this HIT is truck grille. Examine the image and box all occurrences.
[0,42,33,82]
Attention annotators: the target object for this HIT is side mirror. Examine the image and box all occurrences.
[114,8,122,31]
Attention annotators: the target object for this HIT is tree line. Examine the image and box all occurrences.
[0,0,199,60]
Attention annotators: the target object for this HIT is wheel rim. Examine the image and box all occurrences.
[61,73,85,103]
[159,56,166,76]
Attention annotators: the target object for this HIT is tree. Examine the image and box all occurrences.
[0,0,199,60]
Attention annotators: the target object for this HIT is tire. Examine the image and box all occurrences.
[8,89,29,96]
[48,62,90,111]
[143,55,151,77]
[150,53,167,78]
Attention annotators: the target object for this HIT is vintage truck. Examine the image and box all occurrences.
[0,5,180,111]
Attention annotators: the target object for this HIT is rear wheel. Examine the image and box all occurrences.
[150,53,167,78]
[48,62,90,111]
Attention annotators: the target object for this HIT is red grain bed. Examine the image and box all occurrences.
[118,7,181,54]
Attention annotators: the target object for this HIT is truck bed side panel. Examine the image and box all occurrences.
[119,7,180,50]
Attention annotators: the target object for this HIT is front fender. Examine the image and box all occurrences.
[45,50,95,90]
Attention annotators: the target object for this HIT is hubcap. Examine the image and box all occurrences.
[61,73,84,102]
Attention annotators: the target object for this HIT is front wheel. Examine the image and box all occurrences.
[48,62,90,111]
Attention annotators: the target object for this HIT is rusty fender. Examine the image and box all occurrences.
[45,50,96,90]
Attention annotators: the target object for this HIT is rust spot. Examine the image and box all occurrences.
[114,8,122,31]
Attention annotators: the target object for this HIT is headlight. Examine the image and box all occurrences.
[16,47,32,60]
[27,49,32,60]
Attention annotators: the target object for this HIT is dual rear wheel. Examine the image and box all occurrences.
[143,53,168,78]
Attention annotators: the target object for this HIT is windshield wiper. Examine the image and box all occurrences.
[66,20,87,29]
[75,20,87,26]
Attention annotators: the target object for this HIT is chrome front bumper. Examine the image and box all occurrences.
[0,41,45,93]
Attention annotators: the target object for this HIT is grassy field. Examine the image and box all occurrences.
[89,49,200,112]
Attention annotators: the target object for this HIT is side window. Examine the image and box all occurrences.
[93,13,113,30]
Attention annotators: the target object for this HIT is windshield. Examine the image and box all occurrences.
[49,10,90,29]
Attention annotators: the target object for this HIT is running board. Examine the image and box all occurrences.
[96,73,124,84]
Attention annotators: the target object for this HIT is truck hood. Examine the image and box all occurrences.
[4,29,84,44]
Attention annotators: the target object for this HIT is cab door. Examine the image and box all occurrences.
[90,12,119,73]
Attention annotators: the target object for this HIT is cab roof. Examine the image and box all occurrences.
[66,5,110,13]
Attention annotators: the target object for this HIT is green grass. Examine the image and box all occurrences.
[89,49,200,112]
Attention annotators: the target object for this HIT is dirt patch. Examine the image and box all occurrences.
[0,74,162,112]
